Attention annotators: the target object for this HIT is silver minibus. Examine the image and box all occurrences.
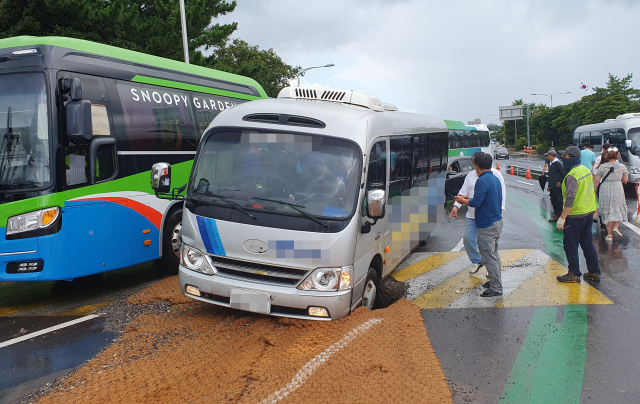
[151,87,448,320]
[574,113,640,183]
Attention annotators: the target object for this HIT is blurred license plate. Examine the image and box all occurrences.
[230,289,271,314]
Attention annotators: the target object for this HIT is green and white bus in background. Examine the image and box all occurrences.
[0,36,267,281]
[444,120,491,157]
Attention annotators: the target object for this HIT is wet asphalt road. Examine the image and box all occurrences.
[420,154,640,403]
[1,153,639,403]
[0,264,166,404]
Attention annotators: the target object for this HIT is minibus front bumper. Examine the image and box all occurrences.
[178,266,353,321]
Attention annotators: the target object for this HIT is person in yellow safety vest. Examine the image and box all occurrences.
[556,145,601,283]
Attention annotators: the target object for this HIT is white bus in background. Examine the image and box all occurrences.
[573,113,640,183]
[151,86,449,320]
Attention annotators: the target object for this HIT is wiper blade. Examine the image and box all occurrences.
[195,191,256,220]
[253,197,328,228]
[0,107,13,182]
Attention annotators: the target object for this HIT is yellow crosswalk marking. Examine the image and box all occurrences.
[412,249,535,309]
[497,260,614,307]
[391,251,465,282]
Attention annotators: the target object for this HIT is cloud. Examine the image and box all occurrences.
[218,0,640,125]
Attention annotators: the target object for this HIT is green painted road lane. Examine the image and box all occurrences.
[500,306,587,403]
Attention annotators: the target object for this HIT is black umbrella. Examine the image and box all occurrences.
[538,172,547,191]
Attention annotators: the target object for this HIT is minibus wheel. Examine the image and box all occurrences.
[157,208,182,273]
[362,267,378,310]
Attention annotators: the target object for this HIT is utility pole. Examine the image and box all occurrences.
[526,103,530,147]
[179,0,189,64]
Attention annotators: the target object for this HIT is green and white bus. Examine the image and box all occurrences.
[0,36,267,281]
[444,119,491,157]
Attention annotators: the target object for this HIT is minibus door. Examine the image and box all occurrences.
[354,140,389,296]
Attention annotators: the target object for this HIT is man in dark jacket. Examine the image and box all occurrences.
[545,149,566,222]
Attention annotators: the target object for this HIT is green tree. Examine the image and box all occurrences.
[201,39,301,98]
[0,0,300,96]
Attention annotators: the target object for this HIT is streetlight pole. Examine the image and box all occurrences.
[296,64,335,87]
[179,0,189,64]
[531,92,571,108]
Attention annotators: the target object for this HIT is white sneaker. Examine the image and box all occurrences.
[469,262,484,274]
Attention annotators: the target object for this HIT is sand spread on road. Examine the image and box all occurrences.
[38,276,452,404]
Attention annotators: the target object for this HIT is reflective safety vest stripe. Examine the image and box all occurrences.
[562,165,597,215]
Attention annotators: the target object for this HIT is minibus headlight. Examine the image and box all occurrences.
[629,166,640,174]
[6,207,60,235]
[299,266,353,291]
[181,244,214,275]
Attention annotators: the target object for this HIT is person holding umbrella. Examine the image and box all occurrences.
[544,149,566,222]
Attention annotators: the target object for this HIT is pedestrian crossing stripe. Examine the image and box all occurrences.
[391,249,614,309]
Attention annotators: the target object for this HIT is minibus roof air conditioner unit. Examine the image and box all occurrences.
[616,113,640,121]
[383,103,398,111]
[604,119,616,123]
[278,86,385,112]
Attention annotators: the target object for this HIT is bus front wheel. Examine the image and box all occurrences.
[361,267,378,310]
[157,208,182,274]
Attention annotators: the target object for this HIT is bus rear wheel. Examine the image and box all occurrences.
[362,267,378,310]
[156,208,182,274]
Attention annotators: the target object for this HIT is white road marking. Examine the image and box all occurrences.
[259,318,382,404]
[404,254,473,300]
[0,315,100,349]
[515,180,535,186]
[622,222,640,236]
[451,238,465,252]
[448,250,550,308]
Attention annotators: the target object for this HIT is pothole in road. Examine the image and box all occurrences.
[375,277,409,309]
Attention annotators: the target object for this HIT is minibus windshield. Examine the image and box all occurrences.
[0,73,50,192]
[189,130,362,219]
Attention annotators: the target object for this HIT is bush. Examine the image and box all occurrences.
[514,137,528,151]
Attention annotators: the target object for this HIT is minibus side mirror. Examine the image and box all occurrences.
[625,139,636,154]
[63,78,93,144]
[367,189,386,219]
[446,170,457,178]
[151,162,171,194]
[361,189,385,234]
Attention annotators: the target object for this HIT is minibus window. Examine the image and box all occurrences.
[190,130,361,220]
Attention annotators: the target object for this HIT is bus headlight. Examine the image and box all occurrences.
[181,244,214,275]
[629,166,640,174]
[298,266,353,291]
[6,207,60,236]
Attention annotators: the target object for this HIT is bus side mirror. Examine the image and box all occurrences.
[151,162,171,193]
[367,189,386,219]
[63,78,93,143]
[625,139,632,149]
[66,100,92,143]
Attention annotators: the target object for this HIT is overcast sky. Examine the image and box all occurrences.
[217,0,640,125]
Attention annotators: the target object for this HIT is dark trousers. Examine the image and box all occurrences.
[550,187,563,217]
[563,213,601,276]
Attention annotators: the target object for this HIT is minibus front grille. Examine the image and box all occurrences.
[208,256,309,286]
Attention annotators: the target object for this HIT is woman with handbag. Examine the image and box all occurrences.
[594,148,629,242]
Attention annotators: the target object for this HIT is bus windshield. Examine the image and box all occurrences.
[0,73,50,192]
[189,130,362,219]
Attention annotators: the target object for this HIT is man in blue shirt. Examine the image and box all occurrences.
[454,152,504,297]
[580,142,596,170]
